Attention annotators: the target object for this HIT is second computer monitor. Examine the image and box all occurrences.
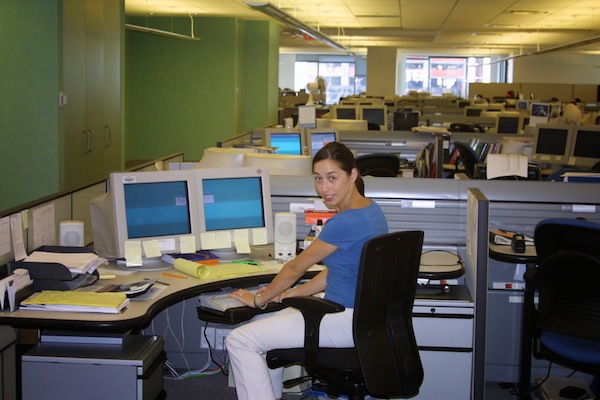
[495,114,523,134]
[359,105,387,128]
[308,129,338,157]
[333,105,357,120]
[264,128,303,155]
[531,124,574,165]
[568,125,600,168]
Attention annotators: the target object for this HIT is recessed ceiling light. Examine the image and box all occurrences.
[509,10,545,15]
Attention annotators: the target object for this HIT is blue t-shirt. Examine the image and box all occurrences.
[317,201,388,308]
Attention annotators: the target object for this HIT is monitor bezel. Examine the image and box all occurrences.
[264,128,304,155]
[333,105,358,120]
[307,128,339,157]
[358,105,388,127]
[568,125,600,168]
[194,167,274,253]
[531,123,574,165]
[495,114,523,134]
[110,170,200,259]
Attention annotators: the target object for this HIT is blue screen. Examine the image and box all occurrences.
[270,133,302,155]
[124,181,191,239]
[311,132,336,156]
[203,177,265,231]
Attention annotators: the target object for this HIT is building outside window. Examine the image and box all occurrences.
[293,60,362,105]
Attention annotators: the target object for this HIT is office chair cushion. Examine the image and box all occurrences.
[541,331,600,365]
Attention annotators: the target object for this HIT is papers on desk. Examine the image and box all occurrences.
[23,251,106,275]
[485,154,528,180]
[489,228,533,246]
[174,259,266,279]
[0,268,33,311]
[20,290,129,314]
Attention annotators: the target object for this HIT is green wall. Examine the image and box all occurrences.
[125,17,279,162]
[0,0,60,211]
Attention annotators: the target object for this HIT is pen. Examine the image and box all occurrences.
[161,272,187,279]
[232,260,259,266]
[145,278,169,286]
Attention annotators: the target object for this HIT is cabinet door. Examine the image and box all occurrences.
[62,0,122,189]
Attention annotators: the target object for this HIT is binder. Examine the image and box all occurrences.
[20,291,129,314]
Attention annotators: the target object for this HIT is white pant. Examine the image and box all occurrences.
[225,307,355,400]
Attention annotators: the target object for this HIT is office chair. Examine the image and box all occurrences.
[451,141,481,178]
[266,231,425,400]
[355,153,400,177]
[520,218,600,398]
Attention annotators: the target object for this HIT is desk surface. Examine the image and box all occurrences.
[489,243,537,264]
[0,261,321,333]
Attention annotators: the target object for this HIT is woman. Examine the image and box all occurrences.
[225,142,388,400]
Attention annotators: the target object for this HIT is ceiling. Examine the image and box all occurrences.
[125,0,600,56]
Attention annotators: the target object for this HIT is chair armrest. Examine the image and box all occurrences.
[282,296,345,314]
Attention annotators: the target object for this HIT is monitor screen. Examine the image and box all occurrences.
[465,107,483,117]
[359,106,387,127]
[568,126,600,168]
[531,124,574,165]
[264,129,303,155]
[517,100,529,110]
[195,167,274,260]
[308,129,338,156]
[495,115,522,134]
[334,106,357,120]
[90,170,200,262]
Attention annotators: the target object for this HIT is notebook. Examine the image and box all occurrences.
[20,290,129,314]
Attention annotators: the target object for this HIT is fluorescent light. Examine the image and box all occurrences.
[244,1,348,51]
[125,23,200,41]
[532,35,600,55]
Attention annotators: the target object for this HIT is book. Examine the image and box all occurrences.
[20,290,129,314]
[161,250,219,266]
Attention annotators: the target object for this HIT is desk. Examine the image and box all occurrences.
[0,261,322,332]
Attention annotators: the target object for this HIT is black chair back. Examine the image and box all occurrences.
[353,231,425,398]
[534,218,600,262]
[452,142,481,178]
[355,153,400,177]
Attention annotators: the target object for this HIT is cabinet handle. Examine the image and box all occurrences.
[81,130,89,154]
[88,129,95,152]
[104,125,112,147]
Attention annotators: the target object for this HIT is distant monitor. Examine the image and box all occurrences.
[330,119,368,131]
[530,102,551,125]
[568,125,600,168]
[458,100,471,108]
[486,103,505,112]
[333,105,357,120]
[243,153,313,176]
[517,100,530,111]
[464,106,483,117]
[495,114,523,134]
[264,128,303,155]
[195,167,274,261]
[531,124,574,165]
[308,129,338,156]
[196,147,256,168]
[359,105,387,127]
[90,170,200,267]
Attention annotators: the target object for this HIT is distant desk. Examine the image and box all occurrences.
[0,260,322,333]
[489,243,537,264]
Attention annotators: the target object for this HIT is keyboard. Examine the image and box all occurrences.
[199,287,262,312]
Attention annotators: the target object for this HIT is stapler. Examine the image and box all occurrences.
[511,234,526,253]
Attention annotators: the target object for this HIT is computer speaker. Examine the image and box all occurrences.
[59,220,84,247]
[274,212,297,261]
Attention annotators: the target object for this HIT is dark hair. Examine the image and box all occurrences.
[313,142,356,175]
[313,142,364,195]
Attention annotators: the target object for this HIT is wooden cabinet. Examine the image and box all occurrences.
[61,0,122,190]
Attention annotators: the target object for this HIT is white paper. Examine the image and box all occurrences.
[10,213,27,261]
[298,105,317,128]
[234,230,251,254]
[24,251,100,274]
[142,240,162,258]
[32,203,56,249]
[0,217,11,257]
[252,228,268,245]
[486,154,527,180]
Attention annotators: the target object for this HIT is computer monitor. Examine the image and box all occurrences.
[196,147,256,168]
[195,167,273,260]
[530,102,551,125]
[243,153,313,176]
[333,105,357,120]
[486,103,505,112]
[568,125,600,168]
[358,105,387,127]
[307,129,338,157]
[495,113,523,134]
[517,100,530,111]
[458,100,471,108]
[531,124,574,165]
[464,106,483,117]
[90,170,200,267]
[264,128,303,155]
